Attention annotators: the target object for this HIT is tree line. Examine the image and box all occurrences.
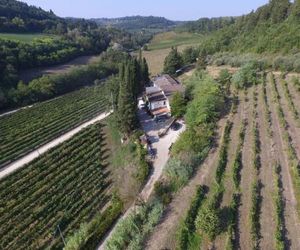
[0,50,127,110]
[111,50,149,136]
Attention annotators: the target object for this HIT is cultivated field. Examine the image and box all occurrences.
[148,31,202,51]
[146,71,300,250]
[0,33,57,42]
[137,31,202,76]
[0,122,115,250]
[0,84,108,168]
[19,55,102,83]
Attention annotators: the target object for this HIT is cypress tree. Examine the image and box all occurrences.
[163,47,184,75]
[142,58,150,85]
[117,61,138,136]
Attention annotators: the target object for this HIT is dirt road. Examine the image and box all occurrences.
[19,55,101,83]
[97,109,186,250]
[0,111,112,180]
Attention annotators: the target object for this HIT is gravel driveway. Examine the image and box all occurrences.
[98,109,186,250]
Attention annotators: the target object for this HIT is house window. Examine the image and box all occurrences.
[163,101,166,105]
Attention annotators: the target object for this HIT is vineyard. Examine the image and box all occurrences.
[146,69,300,250]
[0,84,108,168]
[0,122,116,250]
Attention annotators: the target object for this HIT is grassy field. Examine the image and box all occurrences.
[0,33,57,42]
[138,31,202,76]
[148,31,202,51]
[141,45,191,76]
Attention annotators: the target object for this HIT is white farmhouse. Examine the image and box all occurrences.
[145,74,184,118]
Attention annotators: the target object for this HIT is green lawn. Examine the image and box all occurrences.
[148,31,202,50]
[0,33,57,42]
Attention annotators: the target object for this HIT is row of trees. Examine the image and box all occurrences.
[113,51,149,136]
[163,46,200,75]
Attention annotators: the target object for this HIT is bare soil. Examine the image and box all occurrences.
[256,83,276,250]
[237,88,256,250]
[206,66,239,80]
[19,55,101,83]
[266,77,300,249]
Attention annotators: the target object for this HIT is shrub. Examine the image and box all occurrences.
[232,62,259,89]
[105,201,163,250]
[196,204,221,241]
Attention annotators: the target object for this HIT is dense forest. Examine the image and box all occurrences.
[181,0,300,55]
[92,16,178,32]
[176,17,236,33]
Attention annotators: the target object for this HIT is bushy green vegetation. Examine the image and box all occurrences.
[226,193,241,250]
[215,120,233,183]
[250,87,262,249]
[194,118,234,243]
[177,186,207,250]
[0,123,112,250]
[262,73,272,136]
[173,71,225,154]
[232,62,260,89]
[232,120,247,190]
[170,91,187,118]
[160,71,225,196]
[0,33,57,42]
[209,52,300,73]
[273,164,285,250]
[163,46,184,75]
[105,201,163,250]
[195,184,224,241]
[0,84,107,167]
[281,79,300,124]
[64,195,123,250]
[250,180,262,249]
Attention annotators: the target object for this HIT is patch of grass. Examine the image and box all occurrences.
[148,31,202,51]
[0,33,57,42]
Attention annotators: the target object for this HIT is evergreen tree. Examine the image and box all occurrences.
[117,59,138,136]
[141,58,150,86]
[170,92,186,118]
[269,0,290,23]
[131,59,140,100]
[292,0,300,19]
[163,47,184,75]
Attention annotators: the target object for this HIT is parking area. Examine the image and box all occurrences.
[137,108,186,200]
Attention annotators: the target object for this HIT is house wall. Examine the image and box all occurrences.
[149,100,168,110]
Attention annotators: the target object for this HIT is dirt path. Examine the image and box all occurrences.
[266,77,300,249]
[97,110,186,250]
[145,116,228,250]
[0,111,112,180]
[256,83,276,250]
[238,88,255,250]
